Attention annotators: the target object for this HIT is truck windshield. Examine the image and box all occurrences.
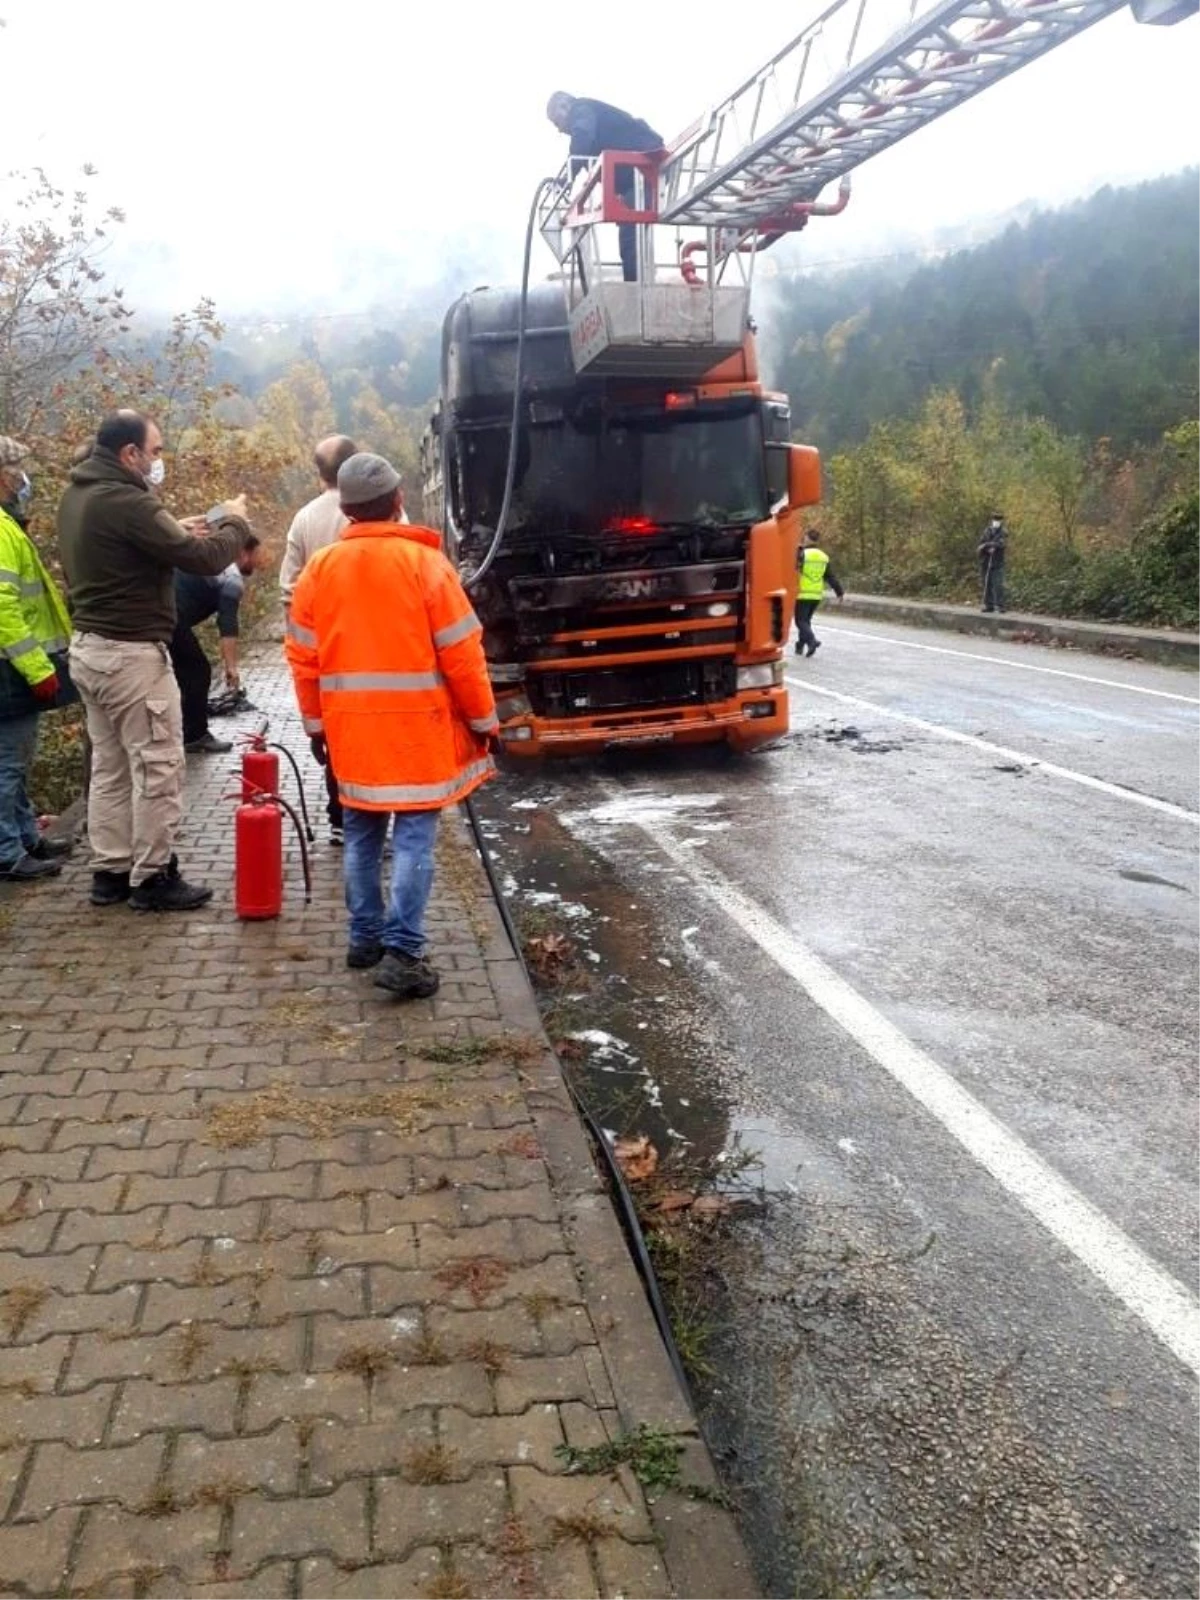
[460,402,769,535]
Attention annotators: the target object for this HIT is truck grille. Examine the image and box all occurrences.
[532,658,736,718]
[528,627,738,661]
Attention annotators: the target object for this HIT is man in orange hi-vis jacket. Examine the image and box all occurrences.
[285,452,498,1000]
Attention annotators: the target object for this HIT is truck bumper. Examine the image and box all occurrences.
[498,688,788,758]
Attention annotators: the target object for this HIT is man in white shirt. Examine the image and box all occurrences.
[280,436,414,606]
[279,435,357,609]
[281,436,358,844]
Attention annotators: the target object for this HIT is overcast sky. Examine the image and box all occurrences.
[2,0,1196,319]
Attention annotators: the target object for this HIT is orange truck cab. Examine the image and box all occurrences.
[421,283,820,756]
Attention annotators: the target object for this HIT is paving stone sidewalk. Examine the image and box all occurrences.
[0,649,754,1600]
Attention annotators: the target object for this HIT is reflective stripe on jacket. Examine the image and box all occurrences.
[285,522,498,812]
[0,506,72,687]
[797,547,830,601]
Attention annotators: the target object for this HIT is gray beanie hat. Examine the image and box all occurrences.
[337,452,402,506]
[0,436,29,468]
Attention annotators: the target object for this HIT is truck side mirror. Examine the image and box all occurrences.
[788,444,821,509]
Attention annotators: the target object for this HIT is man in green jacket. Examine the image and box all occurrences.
[58,411,253,911]
[0,437,75,882]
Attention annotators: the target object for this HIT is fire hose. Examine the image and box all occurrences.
[460,175,558,593]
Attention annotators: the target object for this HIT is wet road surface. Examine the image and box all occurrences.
[475,618,1199,1597]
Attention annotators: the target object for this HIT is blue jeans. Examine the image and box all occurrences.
[0,713,40,866]
[342,806,439,955]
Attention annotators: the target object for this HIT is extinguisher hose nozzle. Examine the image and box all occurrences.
[272,790,313,906]
[269,743,315,843]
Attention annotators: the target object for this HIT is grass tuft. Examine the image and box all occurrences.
[556,1424,685,1498]
[404,1443,461,1485]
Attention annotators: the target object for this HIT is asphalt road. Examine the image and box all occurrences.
[476,617,1199,1597]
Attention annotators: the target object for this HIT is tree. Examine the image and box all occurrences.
[768,170,1198,456]
[0,168,131,441]
[1,167,317,573]
[1024,417,1087,552]
[257,360,337,458]
[828,422,920,584]
[910,390,987,580]
[1163,418,1199,497]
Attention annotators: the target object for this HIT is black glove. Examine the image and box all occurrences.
[309,734,327,767]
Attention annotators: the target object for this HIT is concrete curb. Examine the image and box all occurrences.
[455,810,761,1600]
[836,595,1200,668]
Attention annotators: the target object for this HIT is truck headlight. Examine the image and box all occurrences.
[737,662,783,690]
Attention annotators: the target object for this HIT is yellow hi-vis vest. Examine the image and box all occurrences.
[797,547,830,601]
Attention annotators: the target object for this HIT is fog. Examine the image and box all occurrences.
[2,0,1195,319]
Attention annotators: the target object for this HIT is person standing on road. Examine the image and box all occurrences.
[794,528,845,658]
[57,411,255,911]
[546,92,664,283]
[169,532,266,755]
[978,512,1008,613]
[0,437,75,883]
[285,452,498,1000]
[280,435,357,846]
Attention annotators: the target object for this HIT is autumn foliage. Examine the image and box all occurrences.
[825,394,1199,627]
[0,167,360,806]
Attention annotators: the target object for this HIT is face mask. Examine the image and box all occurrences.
[15,473,32,506]
[146,458,166,487]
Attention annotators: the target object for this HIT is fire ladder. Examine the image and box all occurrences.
[539,0,1195,375]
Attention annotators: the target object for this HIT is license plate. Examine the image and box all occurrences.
[604,732,676,747]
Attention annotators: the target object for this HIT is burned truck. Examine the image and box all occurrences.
[421,282,820,756]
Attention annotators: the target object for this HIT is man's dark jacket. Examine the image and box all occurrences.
[978,520,1008,565]
[57,449,247,643]
[567,99,663,162]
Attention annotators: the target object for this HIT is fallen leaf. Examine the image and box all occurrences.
[525,931,577,981]
[501,1131,541,1160]
[691,1193,735,1217]
[654,1190,696,1213]
[612,1134,658,1183]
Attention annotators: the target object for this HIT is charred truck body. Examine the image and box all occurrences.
[422,282,820,757]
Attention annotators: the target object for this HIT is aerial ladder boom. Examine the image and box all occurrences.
[657,0,1191,236]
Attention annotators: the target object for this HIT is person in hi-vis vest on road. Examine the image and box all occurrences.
[794,529,845,658]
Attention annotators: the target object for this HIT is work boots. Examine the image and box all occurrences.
[129,856,213,913]
[30,837,72,862]
[373,950,439,1000]
[0,852,63,882]
[90,869,132,906]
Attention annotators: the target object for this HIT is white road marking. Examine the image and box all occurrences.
[786,675,1200,824]
[822,624,1200,705]
[635,820,1200,1375]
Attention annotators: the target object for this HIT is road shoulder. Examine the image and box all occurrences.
[837,594,1199,667]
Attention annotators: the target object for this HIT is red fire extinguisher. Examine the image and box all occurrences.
[238,731,314,845]
[233,791,312,920]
